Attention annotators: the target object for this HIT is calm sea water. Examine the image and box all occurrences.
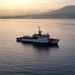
[0,19,75,75]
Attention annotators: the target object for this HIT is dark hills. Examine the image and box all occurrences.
[31,5,75,19]
[0,5,75,19]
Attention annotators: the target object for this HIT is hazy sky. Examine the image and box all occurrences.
[0,0,75,16]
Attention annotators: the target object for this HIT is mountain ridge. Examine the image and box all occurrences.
[0,5,75,19]
[31,5,75,19]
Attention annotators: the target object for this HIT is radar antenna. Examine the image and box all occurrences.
[38,26,42,35]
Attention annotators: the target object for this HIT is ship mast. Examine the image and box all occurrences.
[38,26,42,35]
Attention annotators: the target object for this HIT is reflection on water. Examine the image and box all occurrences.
[20,42,59,56]
[21,42,59,49]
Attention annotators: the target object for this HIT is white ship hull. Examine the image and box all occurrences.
[16,38,59,45]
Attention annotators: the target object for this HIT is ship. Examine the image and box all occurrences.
[16,26,60,45]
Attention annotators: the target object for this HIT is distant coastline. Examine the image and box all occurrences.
[0,5,75,19]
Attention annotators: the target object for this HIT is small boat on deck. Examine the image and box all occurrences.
[16,26,60,45]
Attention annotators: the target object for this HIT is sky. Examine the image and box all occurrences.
[0,0,75,16]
